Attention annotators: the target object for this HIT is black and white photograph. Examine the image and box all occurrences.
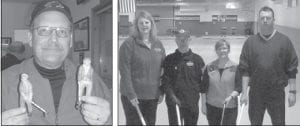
[1,0,300,125]
[118,0,300,125]
[74,17,90,52]
[1,37,12,46]
[1,0,112,125]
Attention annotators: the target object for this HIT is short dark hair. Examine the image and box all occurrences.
[215,39,230,51]
[259,6,275,18]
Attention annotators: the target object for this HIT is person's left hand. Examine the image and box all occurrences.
[201,103,207,115]
[80,96,111,125]
[288,93,296,107]
[158,95,164,104]
[223,96,233,105]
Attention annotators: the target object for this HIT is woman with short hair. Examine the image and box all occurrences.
[201,39,242,125]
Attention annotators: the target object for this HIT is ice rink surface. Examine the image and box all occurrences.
[118,36,300,125]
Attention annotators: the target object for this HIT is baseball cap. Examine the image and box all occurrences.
[30,0,73,25]
[174,29,191,38]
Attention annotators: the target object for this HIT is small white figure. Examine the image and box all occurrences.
[77,58,93,108]
[79,58,93,81]
[19,73,33,114]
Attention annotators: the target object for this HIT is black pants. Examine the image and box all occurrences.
[249,87,285,125]
[121,95,158,125]
[206,103,237,125]
[166,103,199,125]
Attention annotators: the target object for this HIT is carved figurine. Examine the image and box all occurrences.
[76,58,93,108]
[19,73,33,114]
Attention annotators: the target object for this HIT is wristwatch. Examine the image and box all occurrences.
[289,90,297,94]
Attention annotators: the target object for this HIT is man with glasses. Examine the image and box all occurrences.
[239,6,298,125]
[161,29,205,125]
[1,1,111,125]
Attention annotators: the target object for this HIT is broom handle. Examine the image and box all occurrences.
[237,104,245,125]
[220,103,226,125]
[134,105,146,125]
[175,104,182,125]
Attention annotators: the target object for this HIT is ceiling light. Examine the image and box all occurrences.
[226,2,238,9]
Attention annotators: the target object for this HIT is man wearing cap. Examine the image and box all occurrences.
[161,29,205,125]
[1,0,111,125]
[1,42,25,70]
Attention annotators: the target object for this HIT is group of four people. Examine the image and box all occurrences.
[119,6,298,125]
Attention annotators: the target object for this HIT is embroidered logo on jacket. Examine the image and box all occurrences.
[186,61,194,66]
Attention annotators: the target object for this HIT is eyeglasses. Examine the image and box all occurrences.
[32,26,71,38]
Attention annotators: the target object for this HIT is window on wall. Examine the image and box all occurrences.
[175,15,200,21]
[212,15,218,23]
[212,15,237,22]
[119,15,131,36]
[212,15,225,22]
[152,14,160,22]
[226,15,237,22]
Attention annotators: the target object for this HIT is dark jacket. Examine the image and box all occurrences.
[119,36,166,100]
[161,49,205,110]
[238,31,298,89]
[1,53,23,70]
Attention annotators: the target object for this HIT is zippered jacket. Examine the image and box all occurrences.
[119,36,166,100]
[203,59,242,108]
[161,49,205,110]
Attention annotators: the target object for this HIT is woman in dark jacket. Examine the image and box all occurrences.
[119,10,165,125]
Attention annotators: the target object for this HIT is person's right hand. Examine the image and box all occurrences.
[130,98,139,107]
[157,95,164,104]
[2,107,29,125]
[171,95,181,106]
[240,93,248,106]
[288,92,296,107]
[223,95,233,105]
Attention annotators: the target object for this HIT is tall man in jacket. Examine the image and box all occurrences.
[239,6,298,125]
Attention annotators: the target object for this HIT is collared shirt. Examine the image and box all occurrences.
[161,49,205,109]
[119,36,165,100]
[2,58,112,125]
